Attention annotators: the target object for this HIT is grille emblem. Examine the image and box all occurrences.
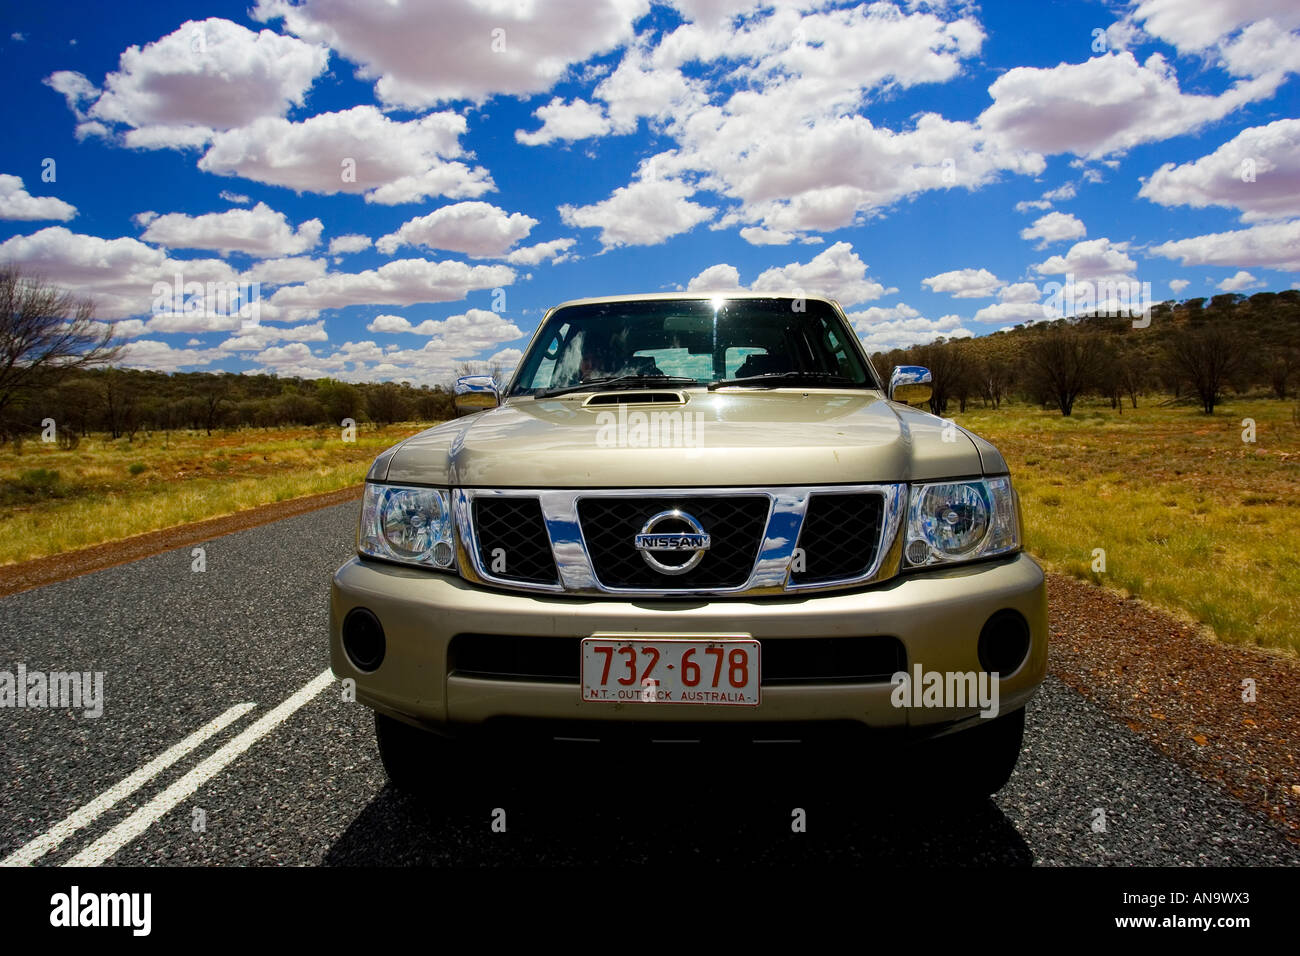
[634,510,710,575]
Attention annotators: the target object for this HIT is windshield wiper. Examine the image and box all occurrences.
[536,374,699,398]
[707,371,858,390]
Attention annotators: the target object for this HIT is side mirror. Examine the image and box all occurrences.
[454,375,500,416]
[889,365,932,406]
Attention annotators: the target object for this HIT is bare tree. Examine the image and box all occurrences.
[0,265,121,424]
[1164,323,1248,414]
[1023,324,1107,417]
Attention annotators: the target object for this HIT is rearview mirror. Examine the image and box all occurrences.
[454,375,500,415]
[889,365,932,406]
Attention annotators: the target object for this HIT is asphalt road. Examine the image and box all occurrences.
[0,501,1296,867]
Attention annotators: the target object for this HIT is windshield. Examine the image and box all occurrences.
[509,297,878,395]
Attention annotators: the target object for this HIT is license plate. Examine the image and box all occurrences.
[581,637,761,706]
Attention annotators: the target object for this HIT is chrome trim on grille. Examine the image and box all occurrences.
[454,485,907,598]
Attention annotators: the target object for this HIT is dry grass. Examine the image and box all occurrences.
[952,397,1300,655]
[0,424,429,566]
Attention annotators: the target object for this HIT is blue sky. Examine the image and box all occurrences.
[1,0,1297,386]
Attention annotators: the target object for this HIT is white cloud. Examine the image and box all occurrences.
[328,234,372,256]
[1033,237,1137,282]
[254,0,649,108]
[1020,211,1087,248]
[0,174,77,221]
[266,258,516,319]
[686,264,743,291]
[52,18,328,149]
[921,268,1002,298]
[504,238,576,266]
[750,241,887,306]
[972,283,1046,324]
[375,202,537,257]
[979,51,1284,159]
[241,256,327,285]
[1216,270,1261,292]
[198,106,493,205]
[1139,119,1300,223]
[1132,0,1300,51]
[516,98,611,146]
[0,226,244,319]
[115,340,221,371]
[363,308,523,350]
[1169,278,1191,293]
[219,190,250,204]
[560,177,714,249]
[1147,219,1300,271]
[846,304,970,351]
[138,201,323,257]
[217,320,328,351]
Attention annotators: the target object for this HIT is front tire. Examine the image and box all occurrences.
[925,707,1025,798]
[374,712,453,791]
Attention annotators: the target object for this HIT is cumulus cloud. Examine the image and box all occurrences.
[560,177,714,249]
[971,282,1046,324]
[504,238,576,266]
[1019,211,1087,248]
[1147,220,1300,271]
[197,106,493,205]
[686,263,743,292]
[363,308,523,350]
[516,98,611,145]
[266,257,516,319]
[979,51,1283,159]
[1216,270,1261,292]
[1169,278,1191,293]
[0,226,245,319]
[240,256,327,285]
[0,174,77,221]
[253,0,648,108]
[921,268,1002,298]
[1033,237,1137,282]
[750,242,888,305]
[845,303,971,351]
[328,234,372,256]
[1139,119,1300,223]
[47,18,328,148]
[114,340,221,371]
[1131,0,1300,52]
[375,202,537,257]
[138,201,323,257]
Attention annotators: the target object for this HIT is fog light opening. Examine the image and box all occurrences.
[342,607,386,672]
[978,609,1030,678]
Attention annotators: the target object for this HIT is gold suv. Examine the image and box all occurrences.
[330,293,1047,796]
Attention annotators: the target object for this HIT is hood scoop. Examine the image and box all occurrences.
[583,390,687,407]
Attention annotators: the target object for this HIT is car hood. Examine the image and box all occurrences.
[376,390,1005,488]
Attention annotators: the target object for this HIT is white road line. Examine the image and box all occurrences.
[65,669,335,867]
[2,702,256,867]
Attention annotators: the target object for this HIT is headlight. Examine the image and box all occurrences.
[358,483,456,571]
[904,476,1019,567]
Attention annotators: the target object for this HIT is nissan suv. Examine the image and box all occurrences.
[329,293,1047,796]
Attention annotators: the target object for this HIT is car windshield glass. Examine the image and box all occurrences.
[509,297,879,395]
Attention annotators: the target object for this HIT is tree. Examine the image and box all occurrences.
[367,382,409,425]
[1164,323,1248,414]
[1023,324,1107,417]
[0,265,121,429]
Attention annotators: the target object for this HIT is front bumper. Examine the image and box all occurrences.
[329,551,1048,740]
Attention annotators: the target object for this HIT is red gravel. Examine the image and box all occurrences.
[1046,571,1300,842]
